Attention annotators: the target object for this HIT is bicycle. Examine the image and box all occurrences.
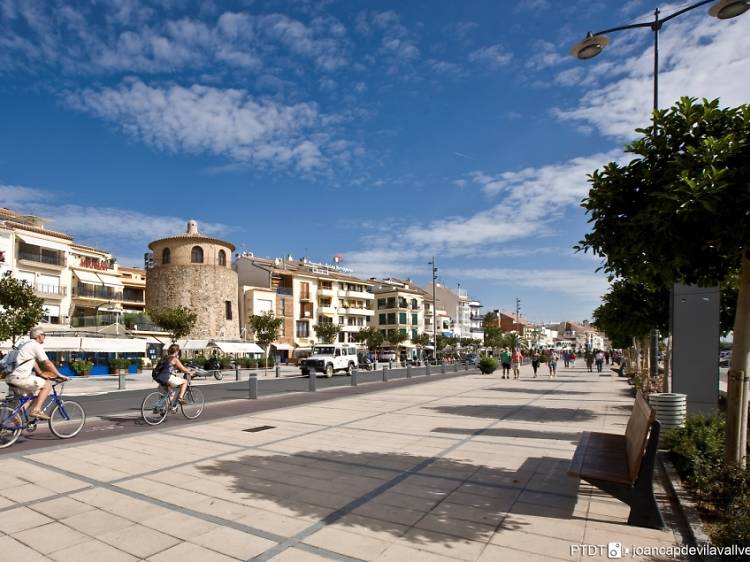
[0,378,86,448]
[140,373,205,426]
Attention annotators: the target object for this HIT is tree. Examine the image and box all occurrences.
[248,311,283,370]
[0,272,44,345]
[577,97,750,465]
[386,330,409,361]
[313,322,341,344]
[484,326,505,349]
[147,306,197,342]
[483,311,498,327]
[412,332,431,360]
[354,326,384,352]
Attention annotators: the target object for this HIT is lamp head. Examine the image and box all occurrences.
[571,32,609,60]
[709,0,750,19]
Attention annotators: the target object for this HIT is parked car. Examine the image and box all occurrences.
[377,351,397,362]
[300,344,357,377]
[463,354,480,366]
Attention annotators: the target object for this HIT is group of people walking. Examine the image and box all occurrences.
[491,347,616,379]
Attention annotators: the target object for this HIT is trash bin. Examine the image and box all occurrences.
[649,393,687,443]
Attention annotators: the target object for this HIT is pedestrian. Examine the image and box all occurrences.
[5,326,68,419]
[570,351,576,367]
[531,350,540,378]
[595,350,605,373]
[500,348,511,379]
[585,351,594,372]
[605,350,610,365]
[548,351,558,378]
[511,349,523,379]
[563,350,570,368]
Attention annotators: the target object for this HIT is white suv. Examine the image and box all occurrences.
[300,344,357,377]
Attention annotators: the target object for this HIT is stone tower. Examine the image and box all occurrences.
[146,220,239,339]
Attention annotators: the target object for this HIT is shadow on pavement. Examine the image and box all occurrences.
[487,387,589,395]
[196,451,581,544]
[431,426,582,444]
[428,404,595,423]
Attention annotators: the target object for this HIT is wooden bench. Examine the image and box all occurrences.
[567,391,664,529]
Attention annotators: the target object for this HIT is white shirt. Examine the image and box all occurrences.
[11,340,48,379]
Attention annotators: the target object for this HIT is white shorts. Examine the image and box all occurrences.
[6,375,46,394]
[167,374,185,387]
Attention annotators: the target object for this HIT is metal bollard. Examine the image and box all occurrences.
[249,374,258,399]
[351,370,358,386]
[406,364,411,378]
[118,373,126,390]
[426,363,431,376]
[454,363,458,373]
[441,362,446,374]
[275,364,281,378]
[235,365,240,381]
[382,365,388,382]
[308,371,317,392]
[388,360,393,370]
[465,362,469,371]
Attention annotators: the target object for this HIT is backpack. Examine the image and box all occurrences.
[0,347,32,378]
[151,357,172,384]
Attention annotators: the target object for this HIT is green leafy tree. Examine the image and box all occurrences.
[313,321,341,344]
[248,311,283,370]
[146,306,197,342]
[483,326,505,348]
[0,272,45,345]
[412,332,431,360]
[483,311,498,327]
[354,326,384,352]
[577,97,750,465]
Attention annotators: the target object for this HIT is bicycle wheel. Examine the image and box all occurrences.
[181,387,205,420]
[49,400,86,439]
[141,391,169,425]
[0,406,22,448]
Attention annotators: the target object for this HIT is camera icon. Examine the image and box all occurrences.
[608,542,623,559]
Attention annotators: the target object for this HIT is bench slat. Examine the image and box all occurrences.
[568,432,631,484]
[625,392,656,481]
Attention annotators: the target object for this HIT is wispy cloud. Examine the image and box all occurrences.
[553,13,750,139]
[468,44,513,69]
[65,79,353,172]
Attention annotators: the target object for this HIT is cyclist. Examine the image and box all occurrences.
[6,326,68,420]
[161,343,190,404]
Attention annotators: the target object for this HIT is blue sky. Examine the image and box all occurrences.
[1,0,749,323]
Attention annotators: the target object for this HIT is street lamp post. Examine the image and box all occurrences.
[429,257,438,357]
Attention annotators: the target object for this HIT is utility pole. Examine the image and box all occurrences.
[429,257,438,354]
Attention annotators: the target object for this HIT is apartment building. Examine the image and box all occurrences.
[236,254,375,360]
[69,243,124,329]
[422,282,483,341]
[371,278,428,347]
[1,208,74,328]
[468,298,484,342]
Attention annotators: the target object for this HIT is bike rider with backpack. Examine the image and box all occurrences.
[153,343,190,404]
[4,327,68,420]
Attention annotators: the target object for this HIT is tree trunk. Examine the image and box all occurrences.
[725,253,750,467]
[663,335,672,393]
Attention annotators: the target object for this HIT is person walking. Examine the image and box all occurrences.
[605,350,610,365]
[570,351,577,367]
[594,350,604,373]
[500,348,511,379]
[563,350,570,368]
[548,350,558,378]
[585,350,594,373]
[511,349,523,380]
[530,350,540,378]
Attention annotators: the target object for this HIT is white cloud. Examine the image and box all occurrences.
[469,44,512,69]
[553,13,750,139]
[65,79,346,172]
[525,40,565,70]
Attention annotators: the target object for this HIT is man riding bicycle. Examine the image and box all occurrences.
[6,326,68,420]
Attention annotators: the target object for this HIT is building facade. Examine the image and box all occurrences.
[372,278,425,345]
[146,220,239,339]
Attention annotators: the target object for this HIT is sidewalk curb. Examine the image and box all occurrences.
[658,451,713,560]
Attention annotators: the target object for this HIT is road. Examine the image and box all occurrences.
[1,365,475,454]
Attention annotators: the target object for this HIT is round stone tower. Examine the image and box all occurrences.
[146,220,238,339]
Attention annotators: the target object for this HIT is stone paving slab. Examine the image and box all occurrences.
[0,365,689,561]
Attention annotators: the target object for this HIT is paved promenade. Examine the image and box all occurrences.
[0,365,688,561]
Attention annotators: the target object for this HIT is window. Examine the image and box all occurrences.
[225,301,232,320]
[411,299,418,309]
[387,297,396,308]
[399,328,407,336]
[300,281,310,300]
[162,248,171,264]
[399,312,407,324]
[412,313,418,325]
[412,329,418,340]
[379,313,386,324]
[296,321,309,337]
[387,312,396,324]
[321,281,332,290]
[377,298,386,309]
[191,246,204,263]
[398,297,408,308]
[218,250,226,266]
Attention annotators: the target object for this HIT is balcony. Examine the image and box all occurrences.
[339,307,375,316]
[73,286,123,301]
[299,293,312,302]
[33,284,67,297]
[318,287,337,297]
[276,287,293,296]
[319,306,337,315]
[18,251,65,267]
[343,290,374,299]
